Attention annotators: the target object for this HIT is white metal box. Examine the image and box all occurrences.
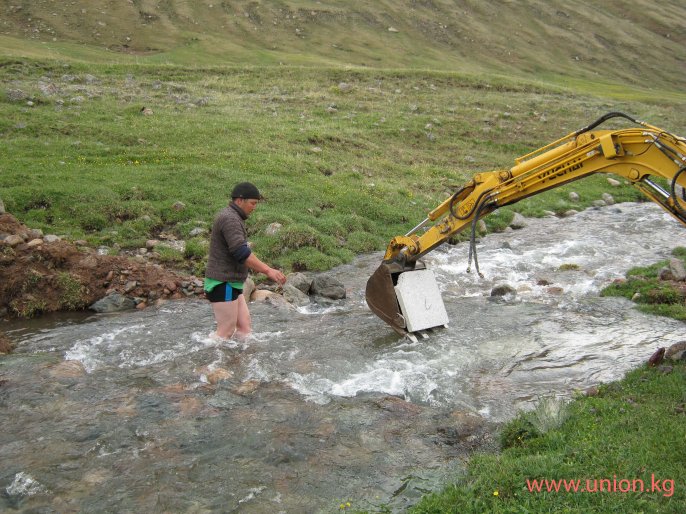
[394,269,449,333]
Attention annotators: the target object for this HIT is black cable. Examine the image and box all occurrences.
[574,112,639,136]
[466,198,492,278]
[448,185,469,219]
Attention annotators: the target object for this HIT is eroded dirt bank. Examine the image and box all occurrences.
[1,213,203,348]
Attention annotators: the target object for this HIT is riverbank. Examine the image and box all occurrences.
[409,357,686,513]
[406,252,686,513]
[0,212,205,323]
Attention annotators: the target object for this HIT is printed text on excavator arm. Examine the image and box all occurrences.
[365,112,686,338]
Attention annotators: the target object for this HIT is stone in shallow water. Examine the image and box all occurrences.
[89,293,136,313]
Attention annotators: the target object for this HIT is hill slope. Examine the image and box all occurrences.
[0,0,684,91]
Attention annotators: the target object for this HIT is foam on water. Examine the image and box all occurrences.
[5,473,49,501]
[65,324,234,372]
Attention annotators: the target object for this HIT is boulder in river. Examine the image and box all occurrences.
[311,275,346,300]
[89,293,136,313]
[0,332,14,354]
[282,284,310,307]
[286,272,313,294]
[490,284,517,297]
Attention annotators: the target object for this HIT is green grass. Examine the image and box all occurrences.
[2,60,684,273]
[600,247,686,320]
[410,364,686,513]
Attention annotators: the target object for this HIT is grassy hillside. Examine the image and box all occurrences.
[1,60,684,274]
[0,0,684,92]
[1,1,685,274]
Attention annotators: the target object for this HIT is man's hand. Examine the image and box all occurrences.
[266,267,287,285]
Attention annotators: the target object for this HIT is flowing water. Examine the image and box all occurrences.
[2,202,685,513]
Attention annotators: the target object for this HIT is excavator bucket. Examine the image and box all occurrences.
[366,264,449,339]
[365,263,408,337]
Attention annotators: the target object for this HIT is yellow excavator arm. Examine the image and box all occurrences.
[366,112,686,338]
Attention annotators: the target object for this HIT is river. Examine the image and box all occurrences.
[1,202,685,513]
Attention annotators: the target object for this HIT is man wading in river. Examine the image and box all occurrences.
[205,182,286,339]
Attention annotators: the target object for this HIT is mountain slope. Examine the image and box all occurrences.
[0,0,684,91]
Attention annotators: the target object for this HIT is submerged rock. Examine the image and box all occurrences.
[490,284,516,297]
[0,332,14,354]
[89,293,136,313]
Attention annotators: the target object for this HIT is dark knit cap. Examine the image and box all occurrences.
[231,182,263,200]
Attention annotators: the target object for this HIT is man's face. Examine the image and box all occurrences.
[235,198,259,216]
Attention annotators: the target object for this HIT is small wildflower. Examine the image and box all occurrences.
[493,490,499,497]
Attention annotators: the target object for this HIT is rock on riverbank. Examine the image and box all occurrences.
[0,213,205,320]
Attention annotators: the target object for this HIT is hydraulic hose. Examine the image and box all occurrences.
[574,112,640,136]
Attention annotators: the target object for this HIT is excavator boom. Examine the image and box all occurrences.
[366,112,686,338]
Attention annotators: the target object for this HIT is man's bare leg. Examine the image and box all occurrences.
[211,301,239,339]
[234,295,252,340]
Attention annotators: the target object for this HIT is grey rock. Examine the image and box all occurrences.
[509,212,527,230]
[6,89,27,102]
[311,275,346,300]
[265,222,282,236]
[89,293,136,313]
[665,341,686,362]
[0,197,5,214]
[607,178,621,187]
[668,257,686,281]
[38,82,58,96]
[568,192,580,202]
[207,390,248,409]
[286,272,312,294]
[242,277,255,301]
[282,284,310,307]
[43,234,61,243]
[3,234,24,247]
[189,227,207,237]
[491,284,517,297]
[601,193,615,205]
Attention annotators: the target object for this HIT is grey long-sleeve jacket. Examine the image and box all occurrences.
[205,202,252,283]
